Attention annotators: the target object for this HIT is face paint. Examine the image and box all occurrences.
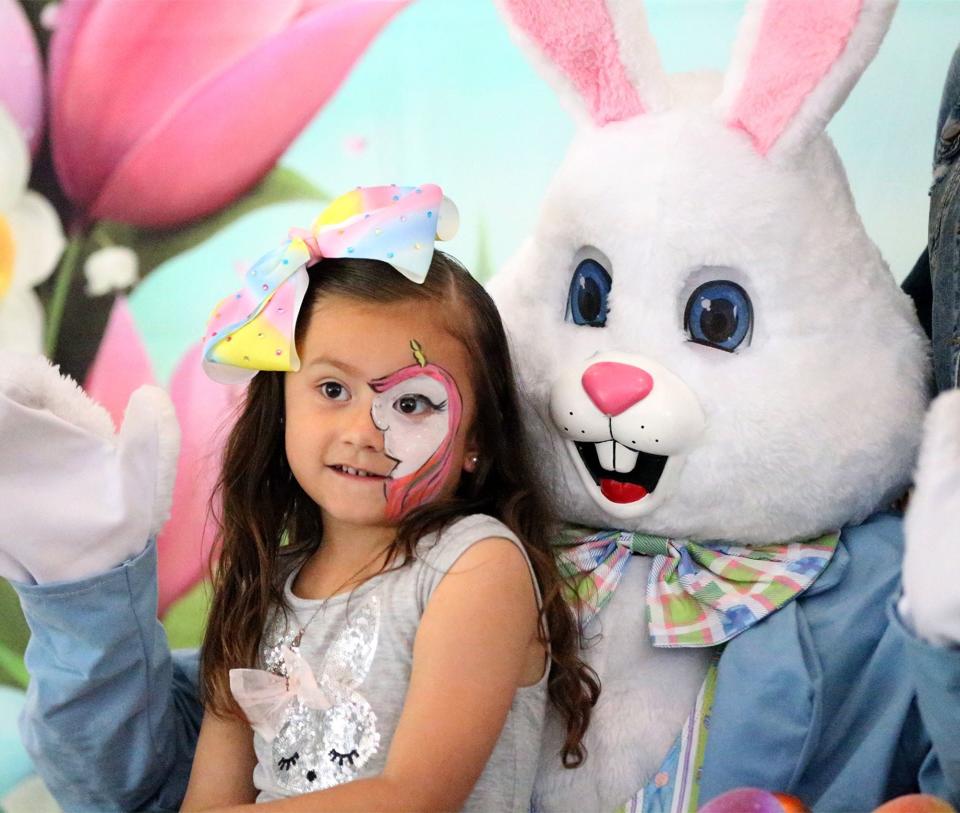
[369,342,463,520]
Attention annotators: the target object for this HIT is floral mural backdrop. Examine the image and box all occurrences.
[0,0,957,808]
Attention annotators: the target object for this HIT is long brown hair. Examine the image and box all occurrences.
[201,251,600,766]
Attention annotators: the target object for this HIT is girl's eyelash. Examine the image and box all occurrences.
[395,395,447,412]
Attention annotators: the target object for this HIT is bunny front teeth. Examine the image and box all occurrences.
[595,441,639,474]
[574,440,669,496]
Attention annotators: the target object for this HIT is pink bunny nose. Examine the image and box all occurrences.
[581,362,654,416]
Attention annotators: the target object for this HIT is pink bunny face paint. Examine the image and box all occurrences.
[369,347,463,520]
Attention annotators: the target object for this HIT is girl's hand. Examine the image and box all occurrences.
[181,710,259,810]
[902,389,960,646]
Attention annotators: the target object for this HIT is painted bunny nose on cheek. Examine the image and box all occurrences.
[581,362,654,416]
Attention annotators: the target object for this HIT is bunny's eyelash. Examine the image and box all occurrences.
[277,752,300,771]
[329,748,360,767]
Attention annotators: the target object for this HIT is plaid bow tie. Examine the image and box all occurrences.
[555,527,838,647]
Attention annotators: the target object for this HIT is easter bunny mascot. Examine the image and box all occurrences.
[487,0,960,809]
[1,1,960,812]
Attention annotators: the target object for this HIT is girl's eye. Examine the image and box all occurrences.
[566,258,612,328]
[684,280,753,352]
[320,381,349,401]
[393,394,445,415]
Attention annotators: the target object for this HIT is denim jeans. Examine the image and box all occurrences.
[930,45,960,392]
[13,541,201,812]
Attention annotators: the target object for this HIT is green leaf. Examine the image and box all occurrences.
[0,581,29,658]
[0,581,30,689]
[0,642,27,690]
[474,216,495,283]
[161,579,212,650]
[92,166,328,277]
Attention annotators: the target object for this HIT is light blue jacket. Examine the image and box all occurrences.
[700,512,960,809]
[11,513,960,812]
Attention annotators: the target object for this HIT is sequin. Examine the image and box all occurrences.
[255,598,382,792]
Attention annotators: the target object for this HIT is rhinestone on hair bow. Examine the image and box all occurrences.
[202,184,459,384]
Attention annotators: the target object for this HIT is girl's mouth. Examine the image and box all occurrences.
[330,464,387,480]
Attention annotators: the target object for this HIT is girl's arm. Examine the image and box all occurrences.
[181,708,259,810]
[204,535,542,813]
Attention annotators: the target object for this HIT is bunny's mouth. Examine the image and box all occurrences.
[574,441,668,503]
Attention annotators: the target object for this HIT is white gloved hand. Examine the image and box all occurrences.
[902,388,960,647]
[0,352,180,584]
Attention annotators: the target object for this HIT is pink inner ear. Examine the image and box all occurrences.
[727,0,863,155]
[503,0,645,126]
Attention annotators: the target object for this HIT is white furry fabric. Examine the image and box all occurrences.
[902,390,960,647]
[488,2,929,808]
[0,352,116,442]
[0,352,180,583]
[491,85,928,544]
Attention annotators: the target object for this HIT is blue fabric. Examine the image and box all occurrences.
[930,44,960,393]
[699,513,960,811]
[12,517,960,813]
[12,539,202,813]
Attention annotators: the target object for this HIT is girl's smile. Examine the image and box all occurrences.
[329,465,387,479]
[284,294,478,535]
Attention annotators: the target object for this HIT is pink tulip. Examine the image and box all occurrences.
[85,299,245,612]
[160,344,245,610]
[0,0,44,153]
[49,0,410,228]
[84,296,156,422]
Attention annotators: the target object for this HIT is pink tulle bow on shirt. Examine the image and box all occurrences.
[230,646,331,741]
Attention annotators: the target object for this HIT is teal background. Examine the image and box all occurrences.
[132,0,960,385]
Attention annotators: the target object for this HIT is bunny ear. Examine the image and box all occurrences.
[717,0,897,159]
[495,0,668,127]
[321,597,381,690]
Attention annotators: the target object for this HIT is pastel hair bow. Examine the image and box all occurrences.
[202,184,459,384]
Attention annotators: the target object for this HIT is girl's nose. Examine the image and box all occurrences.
[581,362,654,416]
[344,403,384,450]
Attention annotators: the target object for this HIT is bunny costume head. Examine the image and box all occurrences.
[489,0,928,544]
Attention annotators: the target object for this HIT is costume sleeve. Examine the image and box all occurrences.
[12,538,202,813]
[888,598,960,805]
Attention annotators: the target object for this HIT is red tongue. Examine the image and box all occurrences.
[600,479,648,504]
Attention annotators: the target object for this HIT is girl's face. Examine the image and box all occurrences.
[283,294,478,533]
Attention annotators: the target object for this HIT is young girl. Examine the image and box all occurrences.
[181,184,599,811]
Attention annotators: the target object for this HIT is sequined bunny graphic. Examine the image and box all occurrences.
[230,597,382,794]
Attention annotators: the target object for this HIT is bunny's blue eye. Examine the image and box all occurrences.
[684,280,752,352]
[567,259,612,327]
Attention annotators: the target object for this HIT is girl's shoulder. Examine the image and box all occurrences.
[415,513,520,562]
[413,513,539,611]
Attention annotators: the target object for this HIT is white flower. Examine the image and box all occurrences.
[84,245,138,296]
[0,105,65,354]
